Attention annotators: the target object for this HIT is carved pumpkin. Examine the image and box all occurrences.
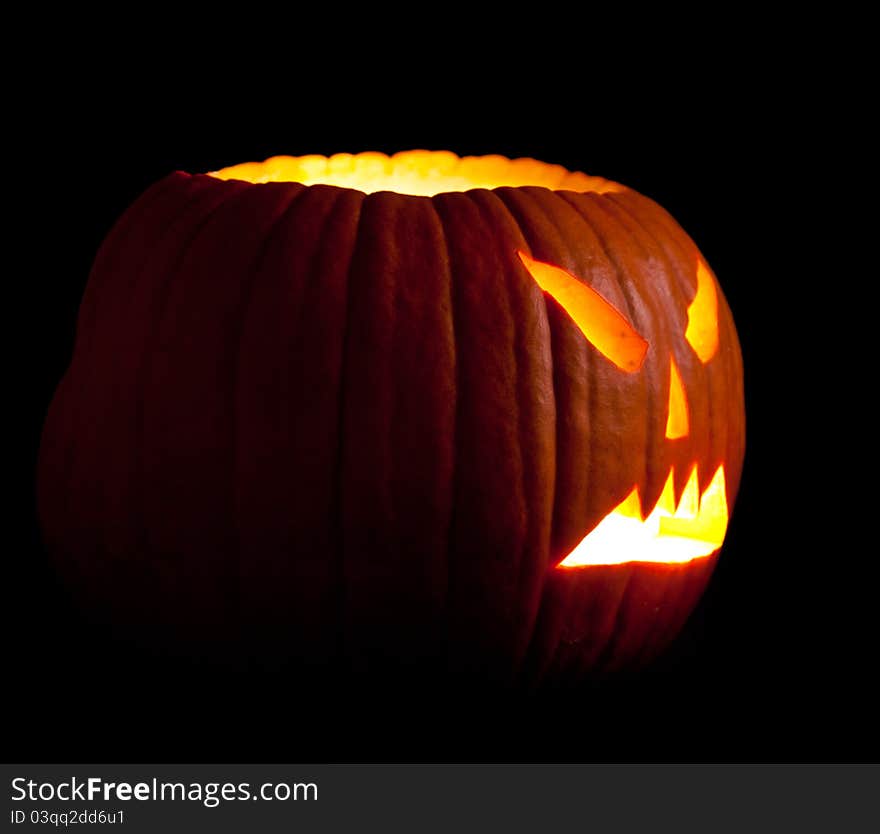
[37,151,745,684]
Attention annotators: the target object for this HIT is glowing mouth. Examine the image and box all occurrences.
[558,465,728,568]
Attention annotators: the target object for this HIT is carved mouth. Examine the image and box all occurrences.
[558,465,728,568]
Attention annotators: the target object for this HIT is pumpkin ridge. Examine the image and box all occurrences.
[493,188,585,658]
[232,183,365,661]
[492,187,600,685]
[585,195,681,515]
[467,190,529,666]
[605,191,701,309]
[555,194,643,334]
[469,187,530,675]
[146,182,297,635]
[327,190,367,665]
[664,560,716,669]
[229,184,310,634]
[604,191,736,497]
[603,191,714,503]
[107,177,253,632]
[558,192,654,530]
[96,175,251,625]
[619,195,737,494]
[557,192,652,516]
[591,564,639,675]
[469,187,560,674]
[296,187,361,664]
[625,567,671,673]
[494,186,603,559]
[427,195,458,652]
[430,189,534,678]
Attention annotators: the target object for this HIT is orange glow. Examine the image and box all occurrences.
[665,356,690,439]
[558,466,728,567]
[686,259,719,363]
[518,251,648,372]
[210,151,623,197]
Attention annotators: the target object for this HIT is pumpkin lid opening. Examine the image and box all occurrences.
[209,150,622,197]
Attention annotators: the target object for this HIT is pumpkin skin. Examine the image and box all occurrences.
[37,152,745,685]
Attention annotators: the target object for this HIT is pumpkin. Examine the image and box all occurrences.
[37,150,745,684]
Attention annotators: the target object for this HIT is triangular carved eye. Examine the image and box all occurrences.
[686,258,719,363]
[518,250,648,372]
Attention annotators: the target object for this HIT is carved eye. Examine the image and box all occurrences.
[685,258,719,363]
[517,251,648,372]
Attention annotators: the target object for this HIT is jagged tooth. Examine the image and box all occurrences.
[637,468,676,520]
[656,469,678,516]
[699,466,728,535]
[674,466,701,520]
[617,485,644,520]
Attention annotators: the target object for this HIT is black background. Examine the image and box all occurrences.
[9,54,875,763]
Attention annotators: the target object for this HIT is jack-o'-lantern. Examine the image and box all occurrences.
[37,151,745,684]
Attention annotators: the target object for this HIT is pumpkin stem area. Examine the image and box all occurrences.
[209,151,622,197]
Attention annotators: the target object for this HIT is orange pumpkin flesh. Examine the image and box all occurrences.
[37,151,745,684]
